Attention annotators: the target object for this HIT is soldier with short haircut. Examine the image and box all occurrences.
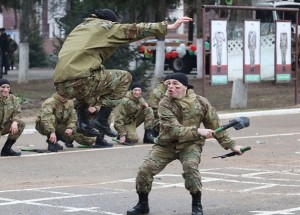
[53,8,192,138]
[127,73,243,215]
[113,82,155,146]
[0,79,24,156]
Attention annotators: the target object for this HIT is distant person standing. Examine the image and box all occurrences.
[7,34,18,70]
[0,29,9,75]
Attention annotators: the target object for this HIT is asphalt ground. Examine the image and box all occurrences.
[0,111,299,215]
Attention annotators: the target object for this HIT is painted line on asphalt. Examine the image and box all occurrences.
[219,108,300,119]
[250,207,300,215]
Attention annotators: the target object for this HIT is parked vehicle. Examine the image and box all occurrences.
[137,38,207,74]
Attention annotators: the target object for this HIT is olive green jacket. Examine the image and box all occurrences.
[54,18,167,83]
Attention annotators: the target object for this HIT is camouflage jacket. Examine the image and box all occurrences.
[114,91,148,137]
[156,90,235,150]
[54,18,167,83]
[0,94,22,130]
[148,82,167,119]
[36,94,77,133]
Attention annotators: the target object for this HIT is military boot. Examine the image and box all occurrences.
[143,129,154,144]
[191,192,203,215]
[57,134,74,148]
[90,107,117,137]
[77,107,101,137]
[94,136,113,148]
[1,139,21,156]
[127,193,150,215]
[46,139,63,152]
[152,128,159,138]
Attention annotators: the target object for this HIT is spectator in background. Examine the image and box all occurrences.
[0,28,9,75]
[7,34,18,70]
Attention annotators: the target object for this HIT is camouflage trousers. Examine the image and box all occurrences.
[135,144,203,194]
[0,120,25,141]
[35,120,96,145]
[117,107,154,143]
[55,69,132,109]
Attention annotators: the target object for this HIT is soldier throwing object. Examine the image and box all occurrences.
[127,73,242,215]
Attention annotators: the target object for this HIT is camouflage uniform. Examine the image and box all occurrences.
[35,93,95,145]
[148,82,167,133]
[114,91,154,143]
[53,17,168,109]
[135,89,235,194]
[0,94,25,140]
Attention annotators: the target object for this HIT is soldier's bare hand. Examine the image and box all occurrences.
[230,145,243,155]
[9,121,18,135]
[142,102,149,109]
[65,128,73,136]
[88,107,97,113]
[167,17,193,30]
[119,136,126,144]
[49,132,57,143]
[197,128,215,139]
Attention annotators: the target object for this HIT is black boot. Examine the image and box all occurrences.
[191,192,203,215]
[152,129,159,138]
[143,129,154,144]
[90,107,117,137]
[127,193,150,215]
[57,134,74,148]
[47,139,63,152]
[77,107,101,137]
[1,139,21,156]
[94,136,113,148]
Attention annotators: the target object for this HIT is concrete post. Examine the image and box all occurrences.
[230,79,248,108]
[18,42,29,83]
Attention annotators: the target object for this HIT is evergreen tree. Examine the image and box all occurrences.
[29,20,48,67]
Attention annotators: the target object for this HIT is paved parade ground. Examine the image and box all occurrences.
[0,112,299,215]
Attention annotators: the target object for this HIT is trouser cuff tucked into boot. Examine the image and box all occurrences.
[143,129,155,144]
[90,107,117,137]
[127,192,150,215]
[191,192,203,215]
[94,136,113,148]
[1,139,21,156]
[77,107,101,137]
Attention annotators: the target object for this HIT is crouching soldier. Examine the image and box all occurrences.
[0,79,24,156]
[113,82,155,146]
[35,93,112,152]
